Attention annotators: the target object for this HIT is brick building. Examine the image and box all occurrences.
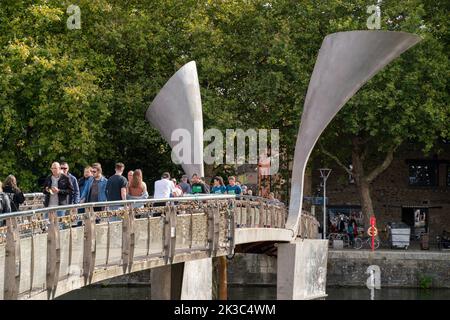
[311,144,450,239]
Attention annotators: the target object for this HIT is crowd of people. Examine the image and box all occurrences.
[42,161,149,215]
[153,172,253,199]
[0,161,283,217]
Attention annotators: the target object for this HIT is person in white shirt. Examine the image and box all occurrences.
[153,172,176,207]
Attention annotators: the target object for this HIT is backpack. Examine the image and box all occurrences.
[5,192,18,211]
[0,193,7,213]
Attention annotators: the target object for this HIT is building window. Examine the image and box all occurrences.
[408,161,438,186]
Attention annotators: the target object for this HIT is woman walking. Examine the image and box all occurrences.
[0,181,12,226]
[3,175,25,212]
[127,169,149,208]
[211,176,226,194]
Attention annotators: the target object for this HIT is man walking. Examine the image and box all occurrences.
[78,166,93,196]
[106,162,128,210]
[80,164,108,212]
[42,162,73,216]
[60,161,80,204]
[153,172,176,207]
[190,173,209,194]
[179,174,191,195]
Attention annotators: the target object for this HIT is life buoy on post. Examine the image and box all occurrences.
[367,226,378,237]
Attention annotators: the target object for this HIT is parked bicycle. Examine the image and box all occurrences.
[354,236,380,250]
[327,232,350,248]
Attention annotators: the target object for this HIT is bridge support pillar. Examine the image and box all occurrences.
[150,258,212,300]
[277,239,328,300]
[150,263,184,300]
[181,258,212,300]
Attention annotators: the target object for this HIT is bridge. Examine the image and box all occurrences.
[0,30,421,300]
[0,194,320,300]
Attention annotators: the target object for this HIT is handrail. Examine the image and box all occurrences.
[2,194,286,221]
[0,194,238,220]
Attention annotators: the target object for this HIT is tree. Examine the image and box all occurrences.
[0,0,447,206]
[0,1,112,190]
[316,0,449,228]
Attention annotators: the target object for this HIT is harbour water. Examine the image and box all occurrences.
[58,285,450,300]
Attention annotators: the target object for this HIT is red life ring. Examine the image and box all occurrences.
[367,226,378,237]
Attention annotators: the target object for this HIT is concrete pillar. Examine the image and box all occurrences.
[181,258,212,300]
[150,263,184,300]
[277,239,328,300]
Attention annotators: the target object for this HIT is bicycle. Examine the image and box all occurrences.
[354,236,380,250]
[328,232,350,248]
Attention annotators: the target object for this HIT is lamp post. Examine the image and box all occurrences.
[319,168,332,239]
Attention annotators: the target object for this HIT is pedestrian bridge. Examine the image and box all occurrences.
[0,194,319,300]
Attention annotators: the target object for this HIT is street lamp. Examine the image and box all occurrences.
[319,168,332,239]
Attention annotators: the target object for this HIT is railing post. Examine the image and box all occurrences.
[146,211,151,257]
[236,201,241,228]
[68,208,76,269]
[129,205,136,271]
[4,217,20,300]
[213,205,220,256]
[29,215,35,298]
[46,210,61,299]
[188,207,194,249]
[245,200,251,228]
[121,204,134,273]
[162,205,176,264]
[207,205,214,256]
[227,200,235,258]
[270,205,275,228]
[82,207,95,286]
[259,200,266,227]
[162,206,169,264]
[105,216,111,267]
[170,205,176,261]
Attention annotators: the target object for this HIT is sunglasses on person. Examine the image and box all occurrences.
[61,167,68,170]
[91,170,97,174]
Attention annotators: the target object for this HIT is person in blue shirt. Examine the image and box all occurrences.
[211,176,226,194]
[226,176,242,195]
[61,161,80,204]
[80,164,108,213]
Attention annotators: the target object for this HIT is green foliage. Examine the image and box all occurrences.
[418,274,433,289]
[0,0,448,195]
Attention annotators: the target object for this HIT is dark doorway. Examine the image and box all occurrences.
[402,207,429,238]
[401,208,415,227]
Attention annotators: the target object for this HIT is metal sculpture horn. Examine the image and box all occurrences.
[146,61,204,177]
[286,31,421,237]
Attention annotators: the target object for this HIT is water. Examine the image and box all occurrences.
[58,285,450,300]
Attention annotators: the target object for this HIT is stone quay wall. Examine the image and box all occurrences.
[327,249,450,289]
[227,251,450,289]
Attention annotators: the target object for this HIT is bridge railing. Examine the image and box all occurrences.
[20,193,45,211]
[0,194,290,300]
[234,196,287,228]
